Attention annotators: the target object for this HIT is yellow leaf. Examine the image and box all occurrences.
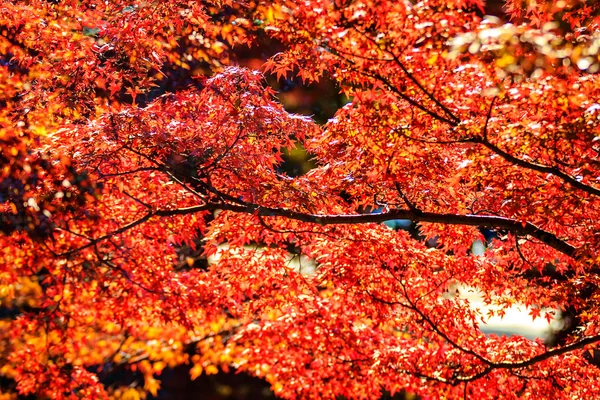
[190,364,203,380]
[119,388,141,400]
[266,7,275,23]
[496,53,516,68]
[426,53,438,65]
[144,377,160,397]
[205,365,219,375]
[273,382,284,393]
[153,361,165,374]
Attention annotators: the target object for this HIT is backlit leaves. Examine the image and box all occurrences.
[2,0,600,399]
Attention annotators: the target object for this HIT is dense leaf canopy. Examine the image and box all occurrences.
[1,0,600,398]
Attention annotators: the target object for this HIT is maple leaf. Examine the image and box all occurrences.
[529,307,542,321]
[108,81,122,97]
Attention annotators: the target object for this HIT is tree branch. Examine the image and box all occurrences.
[476,137,600,197]
[362,70,459,126]
[353,27,460,125]
[59,200,577,260]
[456,334,600,382]
[214,203,576,258]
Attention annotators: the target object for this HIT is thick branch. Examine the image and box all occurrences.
[60,201,576,259]
[493,334,600,370]
[214,203,576,258]
[457,334,600,383]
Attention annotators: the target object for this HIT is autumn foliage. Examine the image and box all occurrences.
[2,0,600,398]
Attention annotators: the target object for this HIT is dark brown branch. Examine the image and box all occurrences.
[395,126,600,198]
[325,47,458,126]
[515,235,535,269]
[59,201,577,259]
[211,203,576,258]
[491,334,600,370]
[395,182,421,214]
[369,280,600,383]
[394,277,492,366]
[482,96,496,141]
[327,29,600,198]
[456,334,600,382]
[476,137,600,197]
[58,204,215,257]
[386,49,460,125]
[353,27,460,125]
[363,70,459,126]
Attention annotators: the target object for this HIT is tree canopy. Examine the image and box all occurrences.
[1,0,600,398]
